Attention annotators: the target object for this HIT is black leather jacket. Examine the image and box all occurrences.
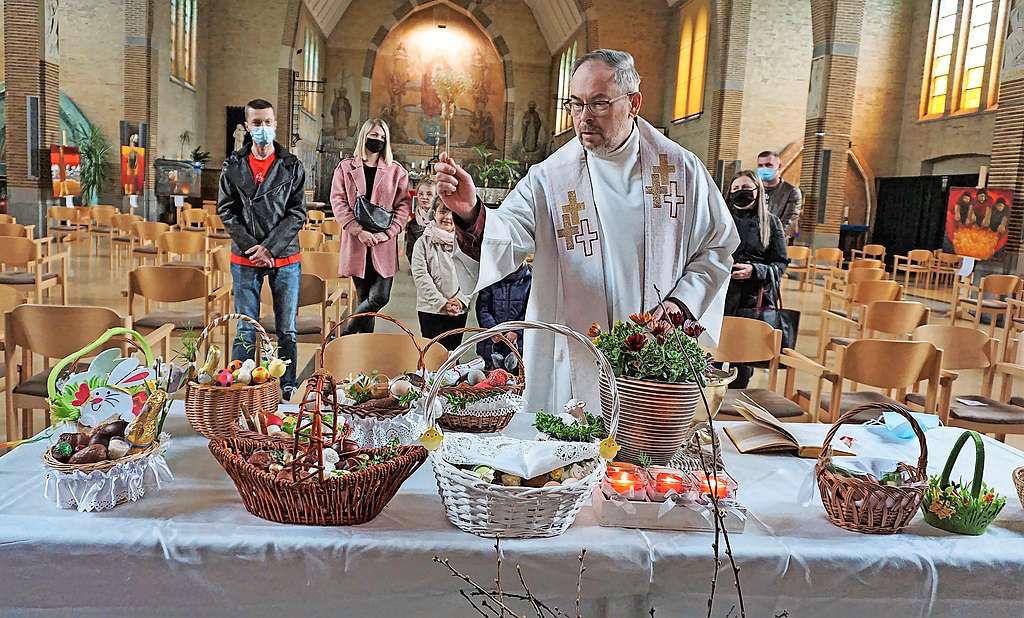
[217,142,307,259]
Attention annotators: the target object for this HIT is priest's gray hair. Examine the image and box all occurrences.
[571,49,641,94]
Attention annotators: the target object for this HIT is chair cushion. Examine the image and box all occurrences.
[829,336,854,347]
[0,271,58,285]
[796,389,896,423]
[164,259,206,269]
[208,232,231,240]
[49,224,78,232]
[259,315,322,337]
[92,225,113,232]
[1010,396,1024,408]
[826,308,850,319]
[717,389,806,419]
[12,367,80,398]
[960,298,1007,309]
[134,311,206,330]
[112,235,133,243]
[938,395,1024,425]
[133,245,158,255]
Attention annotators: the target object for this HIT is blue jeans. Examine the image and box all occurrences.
[230,262,300,390]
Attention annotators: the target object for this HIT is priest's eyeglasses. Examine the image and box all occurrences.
[562,93,635,116]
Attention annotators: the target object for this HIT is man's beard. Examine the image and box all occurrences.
[577,120,632,156]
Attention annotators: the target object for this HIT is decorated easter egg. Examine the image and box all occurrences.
[267,358,287,379]
[227,360,243,373]
[251,366,270,384]
[216,369,234,387]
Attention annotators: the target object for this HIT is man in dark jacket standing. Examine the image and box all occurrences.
[217,98,306,400]
[756,150,802,242]
[475,262,532,371]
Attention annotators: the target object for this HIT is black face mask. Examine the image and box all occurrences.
[729,188,757,208]
[365,137,386,154]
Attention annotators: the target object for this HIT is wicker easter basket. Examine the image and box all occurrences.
[209,371,427,525]
[424,321,620,538]
[922,430,1005,535]
[422,326,525,433]
[42,327,172,511]
[184,313,282,439]
[1014,466,1024,509]
[816,403,928,534]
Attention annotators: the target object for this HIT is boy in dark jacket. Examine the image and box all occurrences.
[475,262,532,371]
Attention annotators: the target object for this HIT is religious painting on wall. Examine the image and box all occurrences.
[120,121,145,196]
[49,144,81,198]
[944,187,1012,260]
[154,158,201,197]
[368,7,506,150]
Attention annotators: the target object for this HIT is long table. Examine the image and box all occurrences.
[2,403,1024,617]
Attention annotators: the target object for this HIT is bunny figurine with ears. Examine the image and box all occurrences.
[56,348,155,428]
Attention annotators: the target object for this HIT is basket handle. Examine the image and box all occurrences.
[419,326,526,383]
[938,430,986,500]
[47,327,156,402]
[817,402,928,479]
[318,312,420,369]
[199,313,274,364]
[420,321,619,438]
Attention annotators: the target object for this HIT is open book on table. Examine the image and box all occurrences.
[723,396,855,458]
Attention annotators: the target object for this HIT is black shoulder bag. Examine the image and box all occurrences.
[737,267,801,355]
[354,195,395,233]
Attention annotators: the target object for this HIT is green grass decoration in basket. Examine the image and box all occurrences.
[921,430,1006,536]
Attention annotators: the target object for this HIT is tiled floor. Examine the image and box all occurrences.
[2,234,1022,451]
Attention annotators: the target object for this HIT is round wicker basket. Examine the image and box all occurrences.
[422,320,620,538]
[816,403,928,534]
[184,313,281,439]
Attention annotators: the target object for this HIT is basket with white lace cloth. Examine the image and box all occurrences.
[421,321,621,538]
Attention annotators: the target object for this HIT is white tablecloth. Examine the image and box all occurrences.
[2,404,1024,617]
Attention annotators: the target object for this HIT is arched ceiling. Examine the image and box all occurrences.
[303,0,585,53]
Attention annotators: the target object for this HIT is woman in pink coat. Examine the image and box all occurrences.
[330,118,411,333]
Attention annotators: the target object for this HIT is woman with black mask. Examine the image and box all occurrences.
[725,169,789,388]
[331,118,411,333]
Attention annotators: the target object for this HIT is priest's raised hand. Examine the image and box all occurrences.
[434,151,477,221]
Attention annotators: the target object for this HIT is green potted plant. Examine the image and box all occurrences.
[190,145,211,168]
[467,145,522,206]
[75,124,111,206]
[589,313,711,464]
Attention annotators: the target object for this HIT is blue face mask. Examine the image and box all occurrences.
[757,167,776,183]
[250,125,276,146]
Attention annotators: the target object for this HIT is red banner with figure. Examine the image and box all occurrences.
[944,187,1012,260]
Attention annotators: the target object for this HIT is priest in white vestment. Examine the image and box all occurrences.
[434,49,739,414]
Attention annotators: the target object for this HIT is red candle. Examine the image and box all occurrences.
[700,475,730,499]
[608,470,641,494]
[655,472,684,494]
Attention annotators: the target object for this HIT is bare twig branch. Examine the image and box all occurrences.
[460,589,495,617]
[495,539,505,618]
[515,564,548,618]
[433,555,524,617]
[575,549,587,618]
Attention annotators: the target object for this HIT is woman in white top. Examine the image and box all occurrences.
[411,198,471,351]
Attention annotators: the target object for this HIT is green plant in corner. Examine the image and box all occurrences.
[190,145,211,167]
[466,145,522,189]
[75,124,111,205]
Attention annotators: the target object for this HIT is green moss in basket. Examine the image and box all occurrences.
[398,389,422,408]
[923,476,1006,528]
[534,410,607,442]
[443,389,495,413]
[590,314,708,384]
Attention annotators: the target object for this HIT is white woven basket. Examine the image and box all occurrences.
[424,321,620,538]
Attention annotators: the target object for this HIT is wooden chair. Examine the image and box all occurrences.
[822,274,899,314]
[298,229,325,251]
[791,339,943,423]
[301,251,354,315]
[1002,298,1024,361]
[128,265,229,359]
[4,304,173,441]
[0,285,23,415]
[849,243,886,263]
[130,221,170,266]
[819,300,930,362]
[786,246,811,291]
[0,214,14,224]
[178,207,207,233]
[824,265,886,296]
[950,274,1021,337]
[809,247,844,287]
[109,213,142,266]
[322,238,341,253]
[0,237,69,303]
[305,209,325,230]
[892,249,934,289]
[817,280,904,360]
[0,222,36,238]
[258,273,348,345]
[927,251,961,290]
[320,328,447,377]
[910,324,1024,442]
[89,205,119,255]
[47,206,87,244]
[321,219,341,239]
[205,213,232,248]
[157,230,208,269]
[202,200,219,215]
[712,316,812,422]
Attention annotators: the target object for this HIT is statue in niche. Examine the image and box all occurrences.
[467,108,496,149]
[521,100,541,153]
[1005,0,1024,78]
[331,87,352,139]
[232,123,246,152]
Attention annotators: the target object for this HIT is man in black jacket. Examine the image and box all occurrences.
[756,150,802,242]
[217,98,306,400]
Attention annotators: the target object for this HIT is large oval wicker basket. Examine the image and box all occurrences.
[816,403,928,534]
[209,371,427,525]
[185,313,281,439]
[422,326,525,433]
[422,321,620,538]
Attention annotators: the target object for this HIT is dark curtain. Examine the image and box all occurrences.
[873,173,978,266]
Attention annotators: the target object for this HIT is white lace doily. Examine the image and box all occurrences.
[344,410,428,448]
[442,391,525,418]
[43,434,173,512]
[439,434,599,478]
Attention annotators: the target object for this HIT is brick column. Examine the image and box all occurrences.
[798,0,866,247]
[4,0,60,228]
[707,0,752,175]
[988,79,1024,265]
[125,0,158,218]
